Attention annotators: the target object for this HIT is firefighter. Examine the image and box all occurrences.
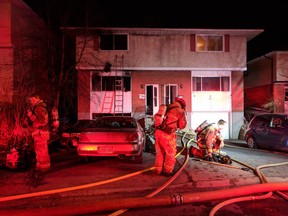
[153,97,187,177]
[27,94,51,172]
[191,119,226,161]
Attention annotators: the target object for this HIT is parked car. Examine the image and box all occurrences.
[77,116,146,163]
[244,113,288,152]
[60,120,97,150]
[238,107,268,140]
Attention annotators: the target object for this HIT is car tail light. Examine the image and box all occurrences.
[126,132,139,141]
[71,133,80,137]
[62,133,70,138]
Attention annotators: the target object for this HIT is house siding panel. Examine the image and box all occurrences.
[231,71,244,112]
[0,0,12,45]
[0,0,50,103]
[231,71,244,139]
[245,85,271,108]
[274,83,285,113]
[77,34,247,69]
[246,56,273,88]
[224,35,230,52]
[276,53,288,81]
[131,70,191,112]
[78,71,91,119]
[190,34,195,51]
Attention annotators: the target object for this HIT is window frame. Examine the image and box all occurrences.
[91,72,131,91]
[164,84,178,105]
[192,76,230,92]
[196,34,224,52]
[99,34,128,51]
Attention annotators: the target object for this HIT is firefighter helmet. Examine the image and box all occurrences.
[175,98,186,110]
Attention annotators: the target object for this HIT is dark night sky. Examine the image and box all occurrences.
[23,0,288,61]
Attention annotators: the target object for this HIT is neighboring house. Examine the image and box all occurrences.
[63,27,263,139]
[245,51,288,113]
[0,0,51,104]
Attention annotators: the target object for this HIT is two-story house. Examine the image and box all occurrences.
[63,27,263,139]
[245,51,288,113]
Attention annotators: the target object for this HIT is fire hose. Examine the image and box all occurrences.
[209,160,288,216]
[1,182,287,216]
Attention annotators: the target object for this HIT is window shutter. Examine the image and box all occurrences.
[190,34,196,51]
[224,35,230,52]
[94,35,100,50]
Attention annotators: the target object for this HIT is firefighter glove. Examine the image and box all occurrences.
[204,155,213,162]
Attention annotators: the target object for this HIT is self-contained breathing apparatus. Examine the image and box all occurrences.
[153,98,186,135]
[154,104,167,128]
[194,120,213,134]
[28,102,59,132]
[153,104,178,135]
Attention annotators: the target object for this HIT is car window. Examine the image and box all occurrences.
[95,119,111,128]
[74,120,95,129]
[270,116,285,128]
[95,118,137,128]
[121,119,137,128]
[252,115,270,127]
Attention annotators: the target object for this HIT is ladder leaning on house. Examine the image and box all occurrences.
[101,91,114,113]
[114,55,124,115]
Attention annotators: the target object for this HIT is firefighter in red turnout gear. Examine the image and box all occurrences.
[153,98,187,176]
[191,119,226,160]
[27,94,51,172]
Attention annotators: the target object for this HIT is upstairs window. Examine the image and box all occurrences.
[92,73,131,91]
[196,35,224,52]
[193,76,230,91]
[100,34,128,50]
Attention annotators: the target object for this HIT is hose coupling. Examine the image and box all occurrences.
[170,193,183,206]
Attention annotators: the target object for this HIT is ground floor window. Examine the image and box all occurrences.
[92,72,131,91]
[192,76,230,91]
[164,84,177,104]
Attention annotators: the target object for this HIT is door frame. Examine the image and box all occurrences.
[145,84,159,115]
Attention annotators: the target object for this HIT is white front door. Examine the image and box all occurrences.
[145,84,159,115]
[191,71,231,139]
